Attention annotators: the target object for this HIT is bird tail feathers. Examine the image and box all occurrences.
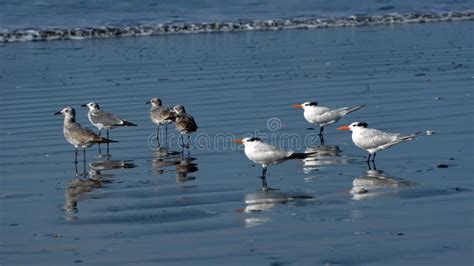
[287,151,317,159]
[345,105,366,115]
[98,138,118,144]
[398,132,422,142]
[121,121,137,127]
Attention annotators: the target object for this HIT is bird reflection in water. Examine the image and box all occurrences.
[151,147,198,183]
[350,162,416,200]
[303,142,349,173]
[89,160,136,171]
[175,156,198,182]
[239,178,313,227]
[64,170,111,215]
[64,159,136,216]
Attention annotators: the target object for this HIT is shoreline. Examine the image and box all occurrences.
[1,10,473,43]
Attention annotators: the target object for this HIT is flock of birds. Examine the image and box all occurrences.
[55,99,420,188]
[55,98,198,162]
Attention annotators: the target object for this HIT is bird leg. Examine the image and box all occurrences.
[366,154,371,163]
[371,153,377,162]
[262,166,267,178]
[82,155,87,177]
[74,160,79,176]
[83,148,86,163]
[261,176,268,190]
[179,134,190,149]
[106,129,110,155]
[98,129,102,154]
[259,166,269,190]
[179,135,184,148]
[156,126,161,147]
[319,134,325,145]
[74,148,78,164]
[366,159,377,170]
[319,126,324,136]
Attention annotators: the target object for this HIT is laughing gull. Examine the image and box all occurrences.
[173,105,198,148]
[81,102,136,154]
[146,98,176,146]
[55,107,117,164]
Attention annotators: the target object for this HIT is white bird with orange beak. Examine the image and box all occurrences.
[337,122,421,162]
[292,101,366,136]
[233,137,315,189]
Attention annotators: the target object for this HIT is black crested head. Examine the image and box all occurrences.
[307,102,318,106]
[249,137,261,142]
[357,122,368,128]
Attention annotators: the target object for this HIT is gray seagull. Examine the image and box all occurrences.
[55,107,116,164]
[81,102,136,153]
[173,105,198,148]
[146,98,176,145]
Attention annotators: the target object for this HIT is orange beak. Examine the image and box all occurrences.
[291,103,303,109]
[233,139,244,144]
[337,125,350,131]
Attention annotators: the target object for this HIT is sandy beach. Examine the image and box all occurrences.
[1,20,473,265]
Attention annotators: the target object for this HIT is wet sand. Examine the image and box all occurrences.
[1,21,473,265]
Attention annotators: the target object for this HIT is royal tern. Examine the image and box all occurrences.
[337,122,420,162]
[292,101,366,135]
[55,107,116,164]
[81,102,136,153]
[146,98,175,145]
[173,105,198,148]
[233,137,315,189]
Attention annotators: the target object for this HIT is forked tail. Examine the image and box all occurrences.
[399,132,422,142]
[345,105,366,115]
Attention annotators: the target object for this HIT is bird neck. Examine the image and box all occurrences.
[64,115,76,124]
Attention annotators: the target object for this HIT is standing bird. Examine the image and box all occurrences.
[233,137,315,189]
[81,102,136,154]
[173,105,198,148]
[146,98,175,146]
[54,107,117,166]
[337,122,420,162]
[292,101,366,136]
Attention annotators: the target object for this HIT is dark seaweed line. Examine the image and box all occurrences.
[1,11,473,43]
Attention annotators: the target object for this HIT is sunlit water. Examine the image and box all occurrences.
[1,21,473,265]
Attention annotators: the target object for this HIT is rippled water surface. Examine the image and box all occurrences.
[2,0,472,29]
[1,21,473,265]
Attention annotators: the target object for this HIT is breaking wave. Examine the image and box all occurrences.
[1,11,473,43]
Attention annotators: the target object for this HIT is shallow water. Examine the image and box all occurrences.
[1,21,473,265]
[2,0,472,29]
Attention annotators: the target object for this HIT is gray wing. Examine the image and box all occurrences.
[176,114,198,132]
[307,106,337,124]
[151,107,175,123]
[66,123,102,145]
[318,109,345,123]
[315,106,365,124]
[358,129,400,149]
[90,110,123,127]
[251,142,292,162]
